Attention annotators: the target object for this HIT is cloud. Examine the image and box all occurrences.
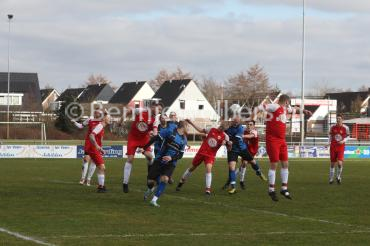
[239,0,370,14]
[0,0,369,94]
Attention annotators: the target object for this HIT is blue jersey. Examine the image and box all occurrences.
[155,128,187,166]
[154,124,169,154]
[225,124,247,152]
[167,121,178,132]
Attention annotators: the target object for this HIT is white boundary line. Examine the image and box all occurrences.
[45,230,370,239]
[47,180,370,231]
[166,193,370,230]
[0,227,55,246]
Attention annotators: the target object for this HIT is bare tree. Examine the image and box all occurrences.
[359,84,369,92]
[307,82,344,97]
[199,76,223,107]
[43,83,53,89]
[85,74,110,86]
[149,67,193,90]
[351,95,363,113]
[225,64,272,106]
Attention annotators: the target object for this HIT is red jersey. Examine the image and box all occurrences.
[128,109,157,139]
[330,124,349,148]
[86,122,104,151]
[244,129,258,156]
[198,128,228,157]
[260,103,292,140]
[84,118,102,149]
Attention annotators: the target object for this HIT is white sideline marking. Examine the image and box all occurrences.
[132,188,370,231]
[47,181,370,232]
[45,230,370,239]
[167,193,370,230]
[0,227,55,246]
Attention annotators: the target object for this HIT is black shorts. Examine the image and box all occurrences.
[227,149,253,163]
[147,160,176,180]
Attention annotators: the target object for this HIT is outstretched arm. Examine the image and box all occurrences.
[185,119,207,134]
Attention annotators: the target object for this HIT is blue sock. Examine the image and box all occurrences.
[155,182,167,198]
[156,176,161,184]
[229,170,236,185]
[251,161,261,174]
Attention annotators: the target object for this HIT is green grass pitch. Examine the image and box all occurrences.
[1,158,370,245]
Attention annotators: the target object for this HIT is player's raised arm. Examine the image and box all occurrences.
[71,117,91,129]
[185,119,207,135]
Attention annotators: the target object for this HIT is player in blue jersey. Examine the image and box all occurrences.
[144,120,188,207]
[167,111,179,132]
[224,116,263,194]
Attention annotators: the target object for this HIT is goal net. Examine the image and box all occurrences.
[0,122,46,144]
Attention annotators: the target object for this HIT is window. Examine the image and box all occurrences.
[198,105,204,110]
[0,93,23,106]
[180,100,185,109]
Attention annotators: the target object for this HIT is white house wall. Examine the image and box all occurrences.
[167,81,219,121]
[132,83,155,101]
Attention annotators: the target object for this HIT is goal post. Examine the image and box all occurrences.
[0,122,47,144]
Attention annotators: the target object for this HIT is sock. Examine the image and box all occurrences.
[87,162,96,180]
[147,181,155,190]
[205,173,212,189]
[329,167,335,181]
[152,196,159,202]
[147,159,153,173]
[229,169,236,186]
[123,162,132,184]
[251,161,261,175]
[281,168,289,190]
[268,169,276,192]
[181,168,192,183]
[97,174,105,186]
[337,165,343,179]
[81,162,88,179]
[154,182,167,198]
[235,168,240,176]
[240,167,247,182]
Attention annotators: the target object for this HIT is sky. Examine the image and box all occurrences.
[0,0,369,94]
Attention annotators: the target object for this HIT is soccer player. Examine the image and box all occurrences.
[121,102,162,193]
[237,120,267,189]
[72,112,102,186]
[154,114,168,157]
[144,121,188,207]
[167,111,179,131]
[255,94,311,201]
[224,116,262,194]
[328,114,349,184]
[85,112,111,192]
[176,119,230,195]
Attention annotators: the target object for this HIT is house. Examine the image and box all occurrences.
[290,98,337,134]
[325,88,370,114]
[77,83,115,104]
[40,88,60,112]
[109,81,154,108]
[56,88,85,103]
[0,72,43,121]
[151,79,219,130]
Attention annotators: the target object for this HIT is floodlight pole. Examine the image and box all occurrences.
[300,0,305,147]
[7,14,14,139]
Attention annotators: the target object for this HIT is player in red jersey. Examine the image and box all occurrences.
[256,94,311,201]
[72,111,104,186]
[121,102,162,193]
[85,112,110,192]
[328,114,349,184]
[176,119,231,195]
[237,120,267,189]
